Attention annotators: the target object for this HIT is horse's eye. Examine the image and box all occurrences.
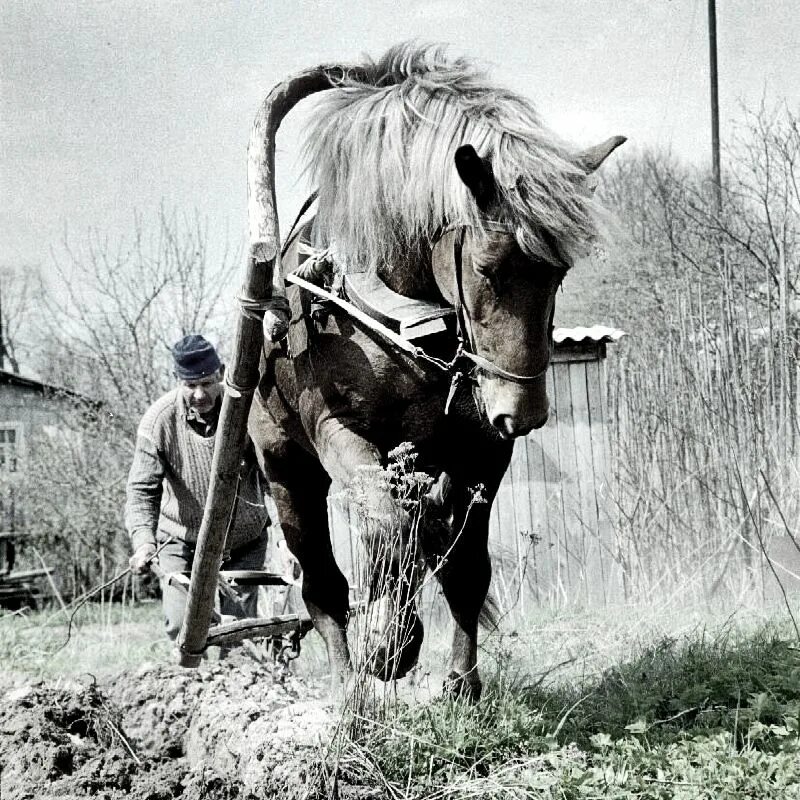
[475,265,503,295]
[530,261,567,290]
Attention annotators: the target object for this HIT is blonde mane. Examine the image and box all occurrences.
[303,43,599,273]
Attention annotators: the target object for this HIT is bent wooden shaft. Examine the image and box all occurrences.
[176,63,366,668]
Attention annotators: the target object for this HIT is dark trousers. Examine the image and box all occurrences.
[155,533,268,641]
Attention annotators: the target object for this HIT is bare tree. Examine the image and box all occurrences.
[602,99,800,597]
[13,208,242,595]
[0,265,45,374]
[42,206,240,425]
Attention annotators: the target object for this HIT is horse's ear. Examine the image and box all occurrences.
[577,135,627,174]
[455,145,496,211]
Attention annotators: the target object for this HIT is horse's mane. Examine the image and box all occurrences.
[303,42,599,273]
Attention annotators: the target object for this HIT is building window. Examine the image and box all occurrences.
[0,424,23,472]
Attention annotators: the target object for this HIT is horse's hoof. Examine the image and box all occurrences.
[367,614,424,681]
[443,670,482,702]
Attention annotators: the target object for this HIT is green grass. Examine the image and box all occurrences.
[542,626,800,748]
[333,615,800,799]
[0,599,172,681]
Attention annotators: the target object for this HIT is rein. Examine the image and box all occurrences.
[284,219,550,414]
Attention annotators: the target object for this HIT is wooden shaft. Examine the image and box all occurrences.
[176,62,367,668]
[176,295,267,666]
[247,63,369,292]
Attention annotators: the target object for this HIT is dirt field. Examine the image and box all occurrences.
[0,650,339,799]
[4,598,798,799]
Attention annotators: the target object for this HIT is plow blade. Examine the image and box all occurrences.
[205,614,313,650]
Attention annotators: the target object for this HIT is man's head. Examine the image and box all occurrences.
[171,334,223,415]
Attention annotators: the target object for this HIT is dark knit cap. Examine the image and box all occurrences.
[171,334,222,381]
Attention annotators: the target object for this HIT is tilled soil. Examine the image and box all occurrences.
[0,651,338,799]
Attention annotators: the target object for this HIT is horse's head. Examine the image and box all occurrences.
[432,137,624,439]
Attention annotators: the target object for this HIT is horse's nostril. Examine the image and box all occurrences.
[492,412,547,438]
[492,415,516,438]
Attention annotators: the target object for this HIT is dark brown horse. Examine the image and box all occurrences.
[247,44,623,699]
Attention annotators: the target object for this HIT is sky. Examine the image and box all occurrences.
[1,0,797,271]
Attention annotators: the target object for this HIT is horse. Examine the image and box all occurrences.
[246,43,624,699]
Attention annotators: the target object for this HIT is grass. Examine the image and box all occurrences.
[0,599,172,681]
[334,613,800,799]
[2,591,799,798]
[0,587,332,683]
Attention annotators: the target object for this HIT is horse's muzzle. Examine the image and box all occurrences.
[483,374,550,439]
[491,406,549,439]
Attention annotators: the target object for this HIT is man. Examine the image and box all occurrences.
[126,333,269,642]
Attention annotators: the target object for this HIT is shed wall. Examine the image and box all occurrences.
[0,383,75,533]
[489,352,623,610]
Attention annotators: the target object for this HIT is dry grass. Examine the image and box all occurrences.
[0,599,171,682]
[607,276,800,610]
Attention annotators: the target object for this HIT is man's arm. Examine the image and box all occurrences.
[125,434,165,570]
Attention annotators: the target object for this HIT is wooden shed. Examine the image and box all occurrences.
[327,327,625,611]
[489,326,625,610]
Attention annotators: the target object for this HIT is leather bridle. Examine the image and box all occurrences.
[435,221,553,386]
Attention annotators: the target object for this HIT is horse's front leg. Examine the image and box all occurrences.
[428,423,511,702]
[433,493,493,702]
[268,451,352,689]
[314,416,426,681]
[250,398,352,692]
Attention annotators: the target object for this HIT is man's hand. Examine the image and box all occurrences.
[262,308,290,342]
[129,542,157,574]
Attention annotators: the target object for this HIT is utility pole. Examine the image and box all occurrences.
[0,286,5,372]
[708,0,722,218]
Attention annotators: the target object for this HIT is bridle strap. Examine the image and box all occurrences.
[447,225,550,386]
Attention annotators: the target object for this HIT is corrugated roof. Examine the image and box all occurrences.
[553,326,626,345]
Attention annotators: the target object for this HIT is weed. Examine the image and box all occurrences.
[329,620,800,798]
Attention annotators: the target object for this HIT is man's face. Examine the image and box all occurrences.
[180,371,223,415]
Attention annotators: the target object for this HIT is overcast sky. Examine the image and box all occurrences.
[2,1,797,270]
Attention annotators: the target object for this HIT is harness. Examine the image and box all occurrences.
[284,220,550,414]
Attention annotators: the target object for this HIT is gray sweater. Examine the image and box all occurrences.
[125,389,267,552]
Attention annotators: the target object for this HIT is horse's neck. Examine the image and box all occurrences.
[377,248,442,302]
[303,213,442,301]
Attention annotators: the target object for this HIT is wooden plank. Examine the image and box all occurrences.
[554,361,581,602]
[515,433,538,607]
[0,568,51,582]
[569,361,603,604]
[491,467,519,613]
[538,366,569,603]
[525,429,551,603]
[508,437,534,613]
[585,359,623,603]
[551,343,606,364]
